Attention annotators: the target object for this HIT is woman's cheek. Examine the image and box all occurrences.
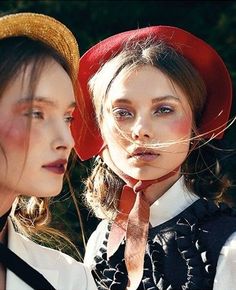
[169,114,193,137]
[0,119,29,149]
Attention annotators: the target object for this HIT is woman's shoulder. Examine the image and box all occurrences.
[22,236,97,289]
[8,218,78,265]
[8,219,97,289]
[84,219,109,268]
[87,219,109,243]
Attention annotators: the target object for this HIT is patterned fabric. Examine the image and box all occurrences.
[92,199,236,290]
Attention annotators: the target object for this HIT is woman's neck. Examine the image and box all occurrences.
[0,195,12,243]
[0,190,16,217]
[143,171,181,205]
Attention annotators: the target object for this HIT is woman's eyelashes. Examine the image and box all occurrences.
[112,108,134,120]
[112,105,174,120]
[64,114,74,124]
[153,105,174,116]
[64,107,76,124]
[23,108,44,119]
[23,107,75,124]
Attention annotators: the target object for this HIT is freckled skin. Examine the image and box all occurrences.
[102,65,193,181]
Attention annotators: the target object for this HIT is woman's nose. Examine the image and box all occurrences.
[52,123,75,152]
[131,119,153,141]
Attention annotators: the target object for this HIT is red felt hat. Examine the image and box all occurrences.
[72,26,232,161]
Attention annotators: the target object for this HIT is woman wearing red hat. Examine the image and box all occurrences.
[0,12,97,290]
[72,26,236,290]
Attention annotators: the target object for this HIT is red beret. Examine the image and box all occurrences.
[72,26,232,160]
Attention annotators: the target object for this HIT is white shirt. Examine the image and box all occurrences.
[84,177,236,290]
[7,218,97,290]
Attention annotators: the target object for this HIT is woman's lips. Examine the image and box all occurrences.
[42,159,67,175]
[129,149,159,162]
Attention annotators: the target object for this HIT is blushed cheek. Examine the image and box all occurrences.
[0,119,29,149]
[171,115,193,137]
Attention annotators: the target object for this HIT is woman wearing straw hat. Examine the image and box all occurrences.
[72,26,236,290]
[0,12,97,290]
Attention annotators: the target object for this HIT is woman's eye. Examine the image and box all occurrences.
[154,106,173,115]
[112,108,133,120]
[24,109,44,119]
[65,115,74,124]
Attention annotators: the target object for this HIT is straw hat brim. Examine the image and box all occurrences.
[0,12,79,81]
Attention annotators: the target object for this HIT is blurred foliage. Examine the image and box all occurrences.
[1,0,236,258]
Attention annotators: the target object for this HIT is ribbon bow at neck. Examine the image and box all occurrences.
[106,172,178,289]
[102,147,179,289]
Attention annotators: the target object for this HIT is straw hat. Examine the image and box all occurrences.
[0,12,79,81]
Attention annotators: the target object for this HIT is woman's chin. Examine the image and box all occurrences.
[128,169,160,181]
[27,186,62,198]
[127,166,176,181]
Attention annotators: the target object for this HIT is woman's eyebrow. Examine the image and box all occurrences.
[16,97,77,109]
[152,95,180,104]
[112,95,180,104]
[16,96,56,107]
[68,101,77,109]
[112,98,132,104]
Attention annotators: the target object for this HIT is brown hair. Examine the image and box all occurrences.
[84,39,231,219]
[0,36,80,255]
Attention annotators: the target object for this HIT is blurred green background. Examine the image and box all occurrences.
[1,0,236,259]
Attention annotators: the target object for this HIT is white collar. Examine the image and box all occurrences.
[6,218,59,290]
[150,176,199,227]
